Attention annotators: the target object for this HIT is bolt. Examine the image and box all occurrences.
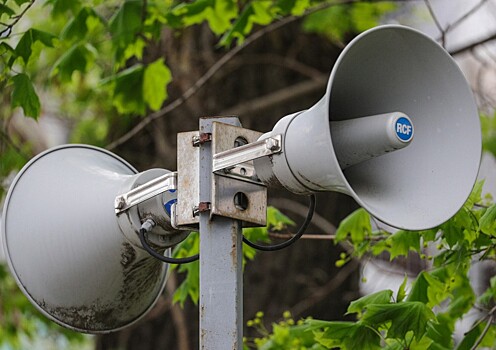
[115,196,126,209]
[265,137,280,151]
[193,202,211,216]
[192,135,200,146]
[192,133,212,147]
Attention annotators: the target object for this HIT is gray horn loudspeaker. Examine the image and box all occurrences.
[2,145,181,333]
[254,25,481,230]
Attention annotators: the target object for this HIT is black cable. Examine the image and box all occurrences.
[140,194,315,260]
[242,194,316,251]
[139,224,199,264]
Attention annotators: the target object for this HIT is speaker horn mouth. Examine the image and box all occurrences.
[2,145,170,333]
[326,25,481,230]
[255,25,481,231]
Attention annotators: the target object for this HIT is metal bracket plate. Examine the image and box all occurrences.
[176,131,200,227]
[211,122,267,227]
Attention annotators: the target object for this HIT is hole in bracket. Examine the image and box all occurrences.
[234,192,249,211]
[234,136,248,148]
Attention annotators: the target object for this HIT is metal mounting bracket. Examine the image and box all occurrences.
[175,122,268,228]
[212,134,282,173]
[114,172,177,215]
[176,131,201,227]
[210,122,267,226]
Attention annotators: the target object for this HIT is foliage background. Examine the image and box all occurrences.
[1,0,496,349]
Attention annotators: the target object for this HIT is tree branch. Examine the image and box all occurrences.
[105,2,330,150]
[449,31,496,56]
[470,305,496,350]
[269,197,337,233]
[224,54,325,80]
[291,259,359,317]
[105,0,419,150]
[0,0,36,39]
[220,76,327,116]
[0,129,30,160]
[444,0,489,34]
[269,232,336,240]
[424,0,446,47]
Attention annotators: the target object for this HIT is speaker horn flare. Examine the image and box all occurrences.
[2,145,179,333]
[254,25,481,230]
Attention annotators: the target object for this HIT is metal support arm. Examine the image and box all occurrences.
[212,134,282,173]
[114,172,177,214]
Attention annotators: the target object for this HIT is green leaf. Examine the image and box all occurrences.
[172,260,200,306]
[0,4,15,16]
[421,228,438,242]
[45,0,81,16]
[441,214,465,248]
[267,206,295,230]
[480,203,496,236]
[347,289,393,316]
[335,208,371,244]
[52,43,95,81]
[219,1,274,46]
[479,275,496,306]
[10,73,40,119]
[61,7,103,41]
[143,58,171,111]
[362,301,436,341]
[387,230,420,259]
[466,179,484,208]
[350,3,396,33]
[303,3,395,42]
[14,0,33,5]
[426,316,453,349]
[0,42,15,55]
[122,37,147,61]
[303,6,351,42]
[109,0,143,55]
[407,271,446,308]
[172,232,200,306]
[111,64,146,115]
[14,28,57,64]
[481,113,496,157]
[242,227,265,261]
[311,321,381,350]
[457,322,496,350]
[172,0,237,35]
[396,274,408,302]
[276,0,310,15]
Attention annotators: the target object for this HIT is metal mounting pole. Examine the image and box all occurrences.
[199,117,243,350]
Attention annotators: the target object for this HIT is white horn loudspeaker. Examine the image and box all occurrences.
[254,25,481,230]
[2,145,185,333]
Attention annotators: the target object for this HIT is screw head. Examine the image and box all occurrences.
[115,196,126,209]
[265,138,280,151]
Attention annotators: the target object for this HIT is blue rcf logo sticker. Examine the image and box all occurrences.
[164,189,177,216]
[395,117,413,142]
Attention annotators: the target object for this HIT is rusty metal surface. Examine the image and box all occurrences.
[211,122,267,227]
[176,131,200,227]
